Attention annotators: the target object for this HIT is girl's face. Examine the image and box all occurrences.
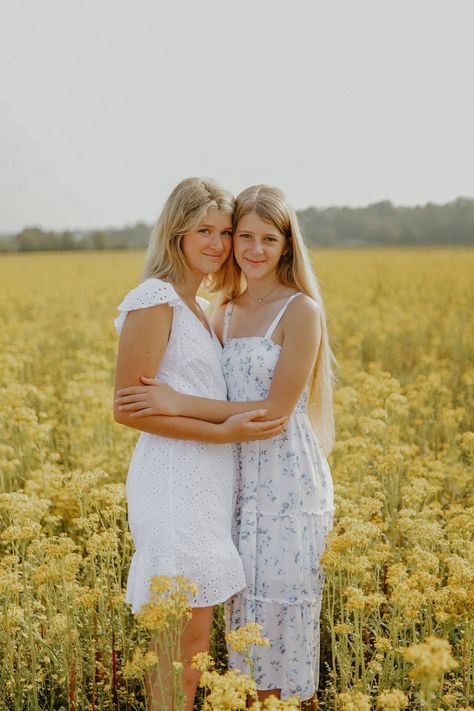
[234,211,288,280]
[181,207,233,275]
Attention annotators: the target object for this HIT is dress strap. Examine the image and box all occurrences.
[264,293,303,340]
[223,302,234,341]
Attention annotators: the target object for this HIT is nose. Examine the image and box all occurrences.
[252,239,264,254]
[207,232,226,253]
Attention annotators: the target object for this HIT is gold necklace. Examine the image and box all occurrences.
[246,284,281,303]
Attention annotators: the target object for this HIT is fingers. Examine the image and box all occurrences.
[116,394,147,403]
[117,400,149,412]
[253,416,288,431]
[130,408,154,418]
[115,386,149,397]
[243,409,268,421]
[116,378,159,396]
[115,394,148,407]
[246,416,289,440]
[255,425,286,440]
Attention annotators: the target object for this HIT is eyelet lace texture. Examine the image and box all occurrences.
[115,278,245,611]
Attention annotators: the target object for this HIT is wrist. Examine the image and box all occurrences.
[167,392,188,417]
[214,422,230,444]
[181,393,199,419]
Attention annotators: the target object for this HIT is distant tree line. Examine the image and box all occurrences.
[0,222,151,252]
[1,198,472,252]
[299,197,474,246]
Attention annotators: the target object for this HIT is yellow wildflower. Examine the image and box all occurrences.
[376,688,409,710]
[337,690,371,711]
[401,636,458,680]
[124,648,158,679]
[191,652,214,672]
[200,668,256,710]
[136,575,196,631]
[226,622,270,653]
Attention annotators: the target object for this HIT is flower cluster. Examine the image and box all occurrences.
[1,248,472,708]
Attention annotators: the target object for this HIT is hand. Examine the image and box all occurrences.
[115,378,182,417]
[220,410,288,443]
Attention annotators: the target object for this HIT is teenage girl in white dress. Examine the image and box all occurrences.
[117,184,335,707]
[113,178,288,711]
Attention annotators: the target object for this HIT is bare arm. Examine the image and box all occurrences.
[116,296,321,423]
[114,304,286,442]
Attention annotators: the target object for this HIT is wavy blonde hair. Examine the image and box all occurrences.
[143,177,235,288]
[216,184,336,454]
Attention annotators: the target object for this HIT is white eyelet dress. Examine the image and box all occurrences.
[114,278,245,612]
[223,294,334,701]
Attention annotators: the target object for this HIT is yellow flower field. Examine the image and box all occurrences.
[0,249,473,710]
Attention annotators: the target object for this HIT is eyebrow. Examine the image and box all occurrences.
[199,223,232,229]
[237,229,281,238]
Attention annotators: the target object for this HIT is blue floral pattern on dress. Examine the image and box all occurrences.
[223,295,335,701]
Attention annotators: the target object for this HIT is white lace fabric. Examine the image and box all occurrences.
[115,278,245,611]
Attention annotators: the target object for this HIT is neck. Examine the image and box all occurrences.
[245,274,280,300]
[174,270,203,300]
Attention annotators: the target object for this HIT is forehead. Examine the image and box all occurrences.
[237,211,283,237]
[199,207,232,228]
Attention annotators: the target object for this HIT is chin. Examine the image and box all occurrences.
[204,262,224,274]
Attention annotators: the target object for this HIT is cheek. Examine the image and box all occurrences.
[222,238,232,259]
[180,237,192,262]
[232,239,245,265]
[180,235,201,265]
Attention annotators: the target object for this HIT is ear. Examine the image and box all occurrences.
[281,239,291,258]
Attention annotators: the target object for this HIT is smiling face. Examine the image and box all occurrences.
[181,207,233,276]
[233,211,288,281]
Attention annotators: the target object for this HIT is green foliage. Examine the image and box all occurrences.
[299,197,474,247]
[1,198,473,252]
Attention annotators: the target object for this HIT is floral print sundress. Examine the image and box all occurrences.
[223,293,334,701]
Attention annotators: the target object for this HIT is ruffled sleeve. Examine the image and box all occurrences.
[114,278,181,335]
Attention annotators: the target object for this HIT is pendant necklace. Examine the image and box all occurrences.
[246,284,280,303]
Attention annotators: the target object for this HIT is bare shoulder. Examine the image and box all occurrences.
[286,293,321,321]
[281,294,321,349]
[279,294,321,343]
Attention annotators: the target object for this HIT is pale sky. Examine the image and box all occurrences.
[1,0,473,233]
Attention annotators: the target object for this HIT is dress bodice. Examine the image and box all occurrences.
[222,294,308,413]
[115,278,227,400]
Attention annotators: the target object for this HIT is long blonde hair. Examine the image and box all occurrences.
[218,184,336,455]
[143,177,235,289]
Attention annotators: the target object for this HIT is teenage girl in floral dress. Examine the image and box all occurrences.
[117,184,335,707]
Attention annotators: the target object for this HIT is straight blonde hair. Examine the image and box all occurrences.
[216,184,336,455]
[143,177,235,289]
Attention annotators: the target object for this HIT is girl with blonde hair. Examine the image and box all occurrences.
[117,183,335,706]
[114,177,288,711]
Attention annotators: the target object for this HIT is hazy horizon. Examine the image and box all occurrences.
[2,195,473,238]
[2,0,473,233]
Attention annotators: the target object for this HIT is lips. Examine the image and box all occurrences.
[244,257,266,265]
